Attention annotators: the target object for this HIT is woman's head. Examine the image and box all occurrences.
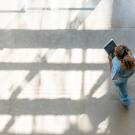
[115,45,135,70]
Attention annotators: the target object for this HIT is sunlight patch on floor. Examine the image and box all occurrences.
[96,117,110,134]
[0,114,93,134]
[0,48,108,63]
[0,48,109,100]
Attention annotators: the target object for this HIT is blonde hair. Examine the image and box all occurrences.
[115,45,135,70]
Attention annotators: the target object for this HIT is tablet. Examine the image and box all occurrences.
[104,39,117,58]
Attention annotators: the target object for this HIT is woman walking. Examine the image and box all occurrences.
[108,45,135,108]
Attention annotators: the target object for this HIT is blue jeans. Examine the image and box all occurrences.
[113,79,131,107]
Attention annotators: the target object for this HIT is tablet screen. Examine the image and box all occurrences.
[104,39,117,58]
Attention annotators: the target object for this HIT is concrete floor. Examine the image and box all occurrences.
[0,0,135,135]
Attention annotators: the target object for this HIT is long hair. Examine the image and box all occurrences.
[115,45,135,70]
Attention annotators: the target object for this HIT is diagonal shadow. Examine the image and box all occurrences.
[2,116,15,133]
[0,29,132,134]
[0,48,70,132]
[1,70,39,132]
[66,0,101,29]
[0,50,108,134]
[0,62,109,134]
[88,71,110,97]
[9,70,39,100]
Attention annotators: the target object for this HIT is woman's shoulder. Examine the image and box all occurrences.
[133,53,135,58]
[132,53,135,70]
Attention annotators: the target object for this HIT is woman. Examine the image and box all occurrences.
[108,45,135,108]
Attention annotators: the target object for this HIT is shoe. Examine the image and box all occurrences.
[121,96,131,109]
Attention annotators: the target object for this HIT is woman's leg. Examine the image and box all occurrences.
[113,80,131,107]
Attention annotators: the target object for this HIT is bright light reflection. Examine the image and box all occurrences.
[49,0,83,8]
[86,49,108,63]
[0,49,48,63]
[84,70,104,96]
[46,48,69,63]
[9,115,33,134]
[0,0,18,10]
[0,0,113,29]
[0,70,29,99]
[35,115,70,134]
[79,0,113,30]
[16,70,82,100]
[7,114,92,134]
[92,77,109,99]
[77,114,93,132]
[71,49,83,63]
[0,69,108,100]
[96,117,110,134]
[35,70,83,100]
[0,115,12,132]
[0,48,108,63]
[0,48,109,100]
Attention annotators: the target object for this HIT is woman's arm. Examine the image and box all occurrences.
[108,55,112,72]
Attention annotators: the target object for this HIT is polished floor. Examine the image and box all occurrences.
[0,0,135,135]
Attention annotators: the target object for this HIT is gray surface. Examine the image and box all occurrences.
[0,29,135,49]
[0,0,135,134]
[0,30,135,135]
